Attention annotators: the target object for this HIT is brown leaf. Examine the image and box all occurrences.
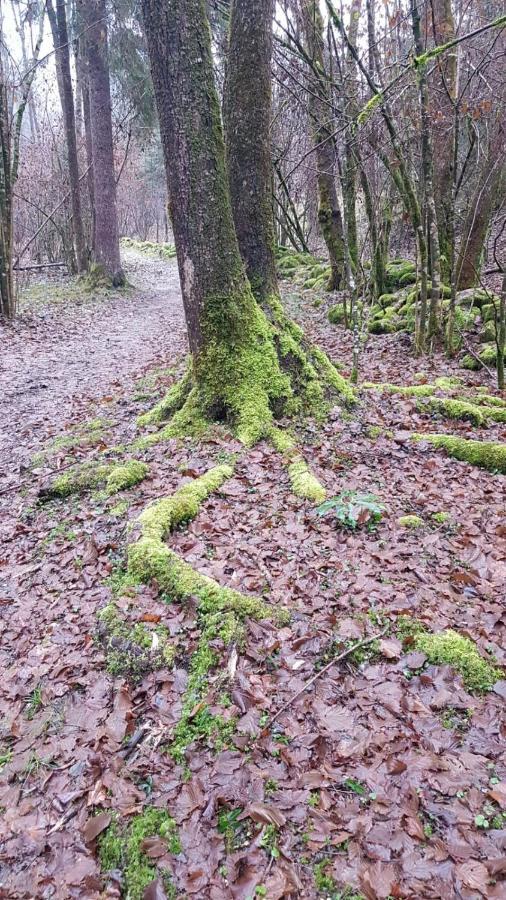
[379,638,402,659]
[82,811,111,844]
[488,782,506,809]
[403,816,425,841]
[241,802,286,828]
[143,879,168,900]
[456,860,490,895]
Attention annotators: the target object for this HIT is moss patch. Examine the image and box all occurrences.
[412,434,506,473]
[98,807,180,899]
[398,515,424,529]
[414,630,501,693]
[96,603,175,679]
[363,382,436,398]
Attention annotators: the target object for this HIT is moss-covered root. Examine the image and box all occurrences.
[287,457,326,503]
[135,301,355,450]
[138,464,234,539]
[128,464,280,622]
[412,434,506,473]
[362,381,436,398]
[40,459,149,499]
[426,397,506,426]
[415,630,501,693]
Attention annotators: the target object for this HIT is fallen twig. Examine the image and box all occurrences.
[267,627,389,727]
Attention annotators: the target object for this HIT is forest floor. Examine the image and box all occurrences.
[0,249,505,900]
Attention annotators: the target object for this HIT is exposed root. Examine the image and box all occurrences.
[287,458,326,503]
[40,459,149,499]
[412,433,506,473]
[136,302,355,450]
[126,464,287,764]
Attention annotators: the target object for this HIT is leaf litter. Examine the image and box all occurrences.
[0,251,505,898]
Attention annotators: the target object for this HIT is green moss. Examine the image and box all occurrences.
[96,603,175,679]
[411,433,506,473]
[434,376,462,390]
[328,304,346,325]
[461,354,481,371]
[426,398,487,426]
[357,91,383,125]
[431,511,450,525]
[270,427,296,454]
[98,808,180,900]
[105,461,149,495]
[414,630,501,693]
[472,393,506,409]
[137,367,192,427]
[121,237,177,261]
[43,459,148,499]
[398,515,424,528]
[288,458,326,503]
[363,381,436,398]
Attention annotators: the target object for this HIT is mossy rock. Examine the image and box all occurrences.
[480,321,496,343]
[398,270,418,286]
[398,515,424,528]
[378,293,397,309]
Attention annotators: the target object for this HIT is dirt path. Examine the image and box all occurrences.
[0,249,187,487]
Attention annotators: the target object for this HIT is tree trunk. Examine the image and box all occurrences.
[48,0,88,274]
[140,0,353,447]
[430,0,457,280]
[456,131,506,289]
[223,0,277,303]
[77,0,124,285]
[301,0,345,291]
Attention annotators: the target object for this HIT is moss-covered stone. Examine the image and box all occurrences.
[426,397,487,426]
[412,433,506,473]
[288,458,326,503]
[414,630,501,693]
[98,807,180,899]
[431,511,450,525]
[398,515,424,528]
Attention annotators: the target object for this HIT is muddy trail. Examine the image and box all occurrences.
[0,249,186,488]
[0,252,505,899]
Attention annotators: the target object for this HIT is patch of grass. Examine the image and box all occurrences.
[217,806,251,853]
[0,748,13,770]
[25,686,43,720]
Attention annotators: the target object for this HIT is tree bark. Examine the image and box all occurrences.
[139,0,353,446]
[223,0,278,303]
[430,0,457,280]
[48,0,88,274]
[301,0,345,291]
[456,128,506,290]
[77,0,124,285]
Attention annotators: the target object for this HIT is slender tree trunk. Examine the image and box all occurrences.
[139,0,353,446]
[496,272,506,391]
[47,0,87,273]
[77,0,124,285]
[430,0,457,280]
[456,131,506,289]
[223,0,277,303]
[301,0,345,291]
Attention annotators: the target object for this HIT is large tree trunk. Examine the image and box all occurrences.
[139,0,353,447]
[301,0,345,291]
[47,0,88,274]
[223,0,278,303]
[77,0,124,285]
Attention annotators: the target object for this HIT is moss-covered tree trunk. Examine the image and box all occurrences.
[223,0,278,303]
[140,0,353,447]
[301,0,345,291]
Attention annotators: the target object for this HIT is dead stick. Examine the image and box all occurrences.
[267,627,389,727]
